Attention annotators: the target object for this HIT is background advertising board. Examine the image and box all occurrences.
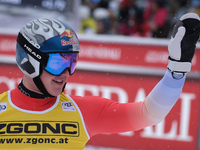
[0,33,200,150]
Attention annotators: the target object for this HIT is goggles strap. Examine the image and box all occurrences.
[17,32,49,65]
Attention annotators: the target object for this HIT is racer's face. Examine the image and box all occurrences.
[40,69,70,96]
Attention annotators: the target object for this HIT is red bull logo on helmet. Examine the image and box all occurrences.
[61,39,78,46]
[60,29,74,38]
[60,29,78,46]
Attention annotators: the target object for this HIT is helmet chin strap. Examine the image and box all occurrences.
[33,76,54,98]
[33,76,66,98]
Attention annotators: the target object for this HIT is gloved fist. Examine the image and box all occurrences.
[168,13,200,73]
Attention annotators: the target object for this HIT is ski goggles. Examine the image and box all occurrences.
[44,53,79,76]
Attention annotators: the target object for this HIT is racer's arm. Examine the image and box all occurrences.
[72,69,185,137]
[72,95,155,136]
[72,13,200,137]
[138,13,200,122]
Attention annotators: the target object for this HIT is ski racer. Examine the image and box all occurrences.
[0,13,200,149]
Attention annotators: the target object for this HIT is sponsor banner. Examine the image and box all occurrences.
[0,34,199,72]
[0,34,16,55]
[79,40,200,72]
[0,64,199,150]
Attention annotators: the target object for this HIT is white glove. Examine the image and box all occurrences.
[168,13,200,73]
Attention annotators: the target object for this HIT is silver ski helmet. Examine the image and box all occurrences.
[16,18,79,97]
[16,18,79,78]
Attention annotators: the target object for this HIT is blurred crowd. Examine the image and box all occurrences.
[79,0,200,38]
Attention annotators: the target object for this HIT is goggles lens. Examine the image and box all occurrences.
[45,53,78,76]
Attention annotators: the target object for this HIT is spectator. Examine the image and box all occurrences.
[142,0,170,38]
[93,7,111,34]
[129,1,146,37]
[117,0,132,35]
[92,0,115,34]
[188,0,200,16]
[80,0,200,39]
[169,0,190,36]
[79,5,97,34]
